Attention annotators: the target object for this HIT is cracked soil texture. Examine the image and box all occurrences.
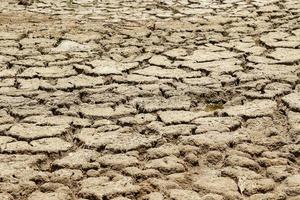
[0,0,300,199]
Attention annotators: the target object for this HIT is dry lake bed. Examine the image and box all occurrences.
[0,0,299,199]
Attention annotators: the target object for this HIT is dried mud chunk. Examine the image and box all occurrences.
[64,31,101,42]
[110,46,141,58]
[265,82,291,92]
[10,106,51,118]
[30,138,72,153]
[225,155,260,171]
[166,32,186,43]
[222,100,277,117]
[147,143,180,158]
[148,122,196,136]
[255,136,288,150]
[201,194,224,200]
[22,115,90,127]
[84,92,125,104]
[184,152,198,165]
[0,140,31,153]
[0,55,15,63]
[35,90,79,105]
[80,104,136,118]
[51,169,83,182]
[7,123,69,140]
[93,124,120,132]
[76,128,159,152]
[247,55,279,64]
[20,37,56,49]
[282,175,300,196]
[192,117,241,133]
[79,176,140,200]
[0,154,47,182]
[282,93,300,112]
[122,167,160,179]
[167,172,190,184]
[19,66,77,78]
[111,197,131,200]
[178,58,242,75]
[287,196,300,200]
[0,136,15,145]
[145,155,185,173]
[243,87,291,99]
[0,124,12,133]
[112,74,158,84]
[180,132,248,151]
[148,178,180,190]
[163,48,187,58]
[50,40,91,53]
[260,32,292,47]
[0,47,40,57]
[243,179,275,196]
[0,193,13,200]
[158,110,212,124]
[133,66,201,79]
[248,192,287,200]
[133,53,152,62]
[193,175,239,197]
[86,59,138,75]
[135,96,191,112]
[0,87,40,98]
[114,84,160,97]
[148,55,172,67]
[28,54,67,62]
[221,166,262,180]
[142,192,164,200]
[155,20,197,31]
[235,143,267,156]
[0,111,14,124]
[206,151,223,165]
[48,58,84,66]
[267,48,300,63]
[53,149,100,169]
[266,165,291,182]
[184,48,239,62]
[0,181,37,197]
[0,69,18,78]
[287,111,300,138]
[28,191,72,200]
[18,78,49,90]
[56,74,104,89]
[0,78,14,87]
[0,31,23,40]
[257,156,289,168]
[244,117,285,138]
[183,77,221,87]
[30,137,72,152]
[119,26,151,38]
[0,95,36,107]
[284,144,300,157]
[168,189,201,200]
[118,113,157,125]
[247,64,299,84]
[227,41,266,55]
[98,154,139,169]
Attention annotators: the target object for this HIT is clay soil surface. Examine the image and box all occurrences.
[0,0,299,199]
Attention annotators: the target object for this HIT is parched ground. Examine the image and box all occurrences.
[0,0,299,199]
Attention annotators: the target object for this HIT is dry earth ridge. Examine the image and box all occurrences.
[0,0,299,199]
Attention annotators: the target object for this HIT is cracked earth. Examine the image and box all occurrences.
[0,0,300,199]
